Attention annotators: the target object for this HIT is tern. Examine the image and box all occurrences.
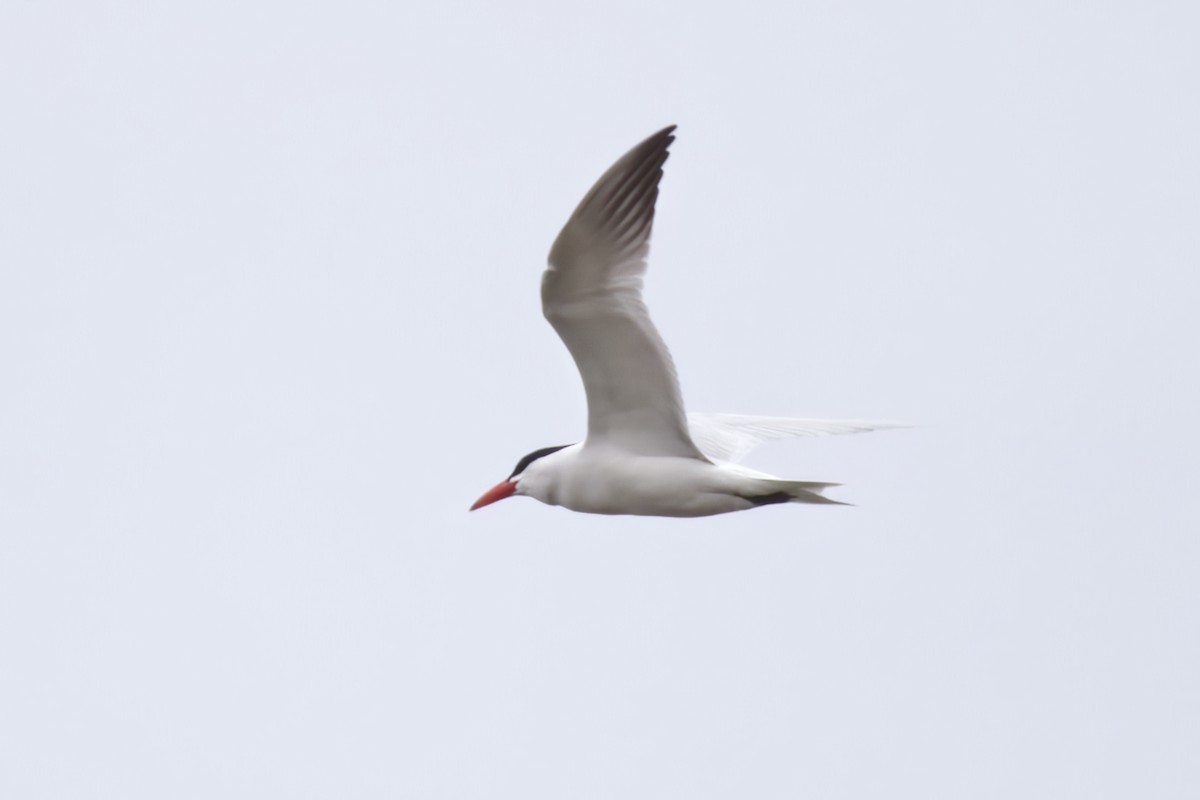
[471,126,901,517]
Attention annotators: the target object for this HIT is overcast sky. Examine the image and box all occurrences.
[2,2,1198,798]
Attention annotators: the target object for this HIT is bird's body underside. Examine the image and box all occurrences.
[512,443,846,518]
[470,127,903,518]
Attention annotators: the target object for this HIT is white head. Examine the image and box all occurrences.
[469,444,571,511]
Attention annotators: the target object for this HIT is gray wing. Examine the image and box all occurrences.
[687,413,910,463]
[542,126,705,459]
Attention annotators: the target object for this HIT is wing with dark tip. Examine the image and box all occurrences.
[542,126,706,459]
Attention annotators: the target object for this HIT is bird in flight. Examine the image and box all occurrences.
[471,126,901,517]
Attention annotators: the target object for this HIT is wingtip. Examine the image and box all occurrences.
[648,124,678,148]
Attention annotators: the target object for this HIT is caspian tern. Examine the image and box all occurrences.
[471,126,901,517]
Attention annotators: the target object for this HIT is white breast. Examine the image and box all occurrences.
[517,444,757,517]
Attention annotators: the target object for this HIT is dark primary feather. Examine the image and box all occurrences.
[550,125,676,268]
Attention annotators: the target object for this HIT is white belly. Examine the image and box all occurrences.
[549,451,757,517]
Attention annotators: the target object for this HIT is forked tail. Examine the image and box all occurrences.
[744,480,851,507]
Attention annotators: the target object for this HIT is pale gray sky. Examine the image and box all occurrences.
[2,2,1198,798]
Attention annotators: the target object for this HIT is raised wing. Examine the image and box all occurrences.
[687,413,909,463]
[543,126,705,459]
